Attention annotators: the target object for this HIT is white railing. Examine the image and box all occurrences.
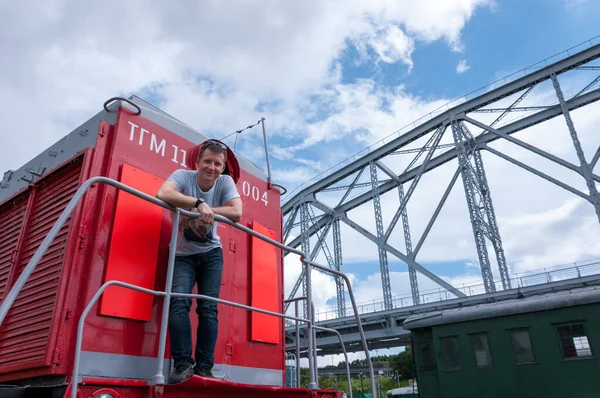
[313,259,600,322]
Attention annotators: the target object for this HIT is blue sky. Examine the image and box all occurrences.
[338,0,600,100]
[263,0,600,292]
[2,0,600,323]
[245,0,600,191]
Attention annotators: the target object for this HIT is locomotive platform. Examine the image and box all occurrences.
[155,376,341,398]
[64,375,343,398]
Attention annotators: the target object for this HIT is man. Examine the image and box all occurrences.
[156,139,242,383]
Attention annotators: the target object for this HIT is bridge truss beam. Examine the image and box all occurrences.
[332,219,346,317]
[282,43,600,214]
[369,161,393,310]
[282,42,600,315]
[451,119,509,292]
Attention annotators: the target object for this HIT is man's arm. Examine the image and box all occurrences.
[156,181,197,208]
[213,198,242,222]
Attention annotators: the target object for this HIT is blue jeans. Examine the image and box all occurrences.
[168,248,223,368]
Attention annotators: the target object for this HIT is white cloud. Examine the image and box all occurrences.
[361,24,415,70]
[273,167,317,184]
[392,0,493,52]
[4,0,598,326]
[456,59,470,73]
[0,0,492,176]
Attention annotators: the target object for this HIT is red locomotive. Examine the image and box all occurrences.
[0,97,344,397]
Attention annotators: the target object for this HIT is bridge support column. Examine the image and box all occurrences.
[398,184,420,305]
[452,119,511,292]
[332,219,347,317]
[370,161,393,310]
[300,202,311,317]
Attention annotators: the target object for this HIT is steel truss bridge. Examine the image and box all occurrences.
[282,39,600,355]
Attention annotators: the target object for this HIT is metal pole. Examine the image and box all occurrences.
[314,325,353,398]
[295,300,300,387]
[285,294,308,385]
[413,167,461,256]
[70,282,137,398]
[152,210,180,384]
[304,258,317,390]
[261,117,272,184]
[305,260,377,397]
[312,302,318,385]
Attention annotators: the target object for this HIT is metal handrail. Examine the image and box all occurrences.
[313,325,353,398]
[71,279,311,398]
[287,298,353,396]
[0,177,377,397]
[285,352,298,387]
[284,296,306,388]
[302,258,377,394]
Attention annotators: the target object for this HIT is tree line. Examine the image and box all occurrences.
[320,347,414,380]
[298,346,416,393]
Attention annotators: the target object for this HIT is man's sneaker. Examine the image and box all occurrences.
[194,364,215,378]
[169,361,195,384]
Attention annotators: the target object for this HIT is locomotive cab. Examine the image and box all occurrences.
[0,97,342,397]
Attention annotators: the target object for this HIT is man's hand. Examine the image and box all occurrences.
[179,203,214,230]
[179,207,198,230]
[197,202,214,224]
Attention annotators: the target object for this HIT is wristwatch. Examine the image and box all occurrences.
[194,198,205,208]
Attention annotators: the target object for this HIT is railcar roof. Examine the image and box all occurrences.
[403,282,600,330]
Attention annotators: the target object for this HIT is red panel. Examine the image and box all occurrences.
[250,221,280,344]
[99,164,164,321]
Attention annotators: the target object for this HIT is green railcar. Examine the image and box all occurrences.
[403,283,600,398]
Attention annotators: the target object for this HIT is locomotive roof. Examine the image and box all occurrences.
[0,96,268,204]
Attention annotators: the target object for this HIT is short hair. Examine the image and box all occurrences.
[197,140,227,163]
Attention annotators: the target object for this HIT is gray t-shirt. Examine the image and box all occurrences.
[167,169,240,255]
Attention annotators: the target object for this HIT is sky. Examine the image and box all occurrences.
[2,0,600,366]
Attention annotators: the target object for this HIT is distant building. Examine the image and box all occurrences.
[403,283,600,398]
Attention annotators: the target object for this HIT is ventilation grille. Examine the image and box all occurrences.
[0,157,83,371]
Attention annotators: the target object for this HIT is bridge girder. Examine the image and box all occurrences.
[282,42,600,322]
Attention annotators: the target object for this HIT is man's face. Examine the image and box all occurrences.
[196,148,226,186]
